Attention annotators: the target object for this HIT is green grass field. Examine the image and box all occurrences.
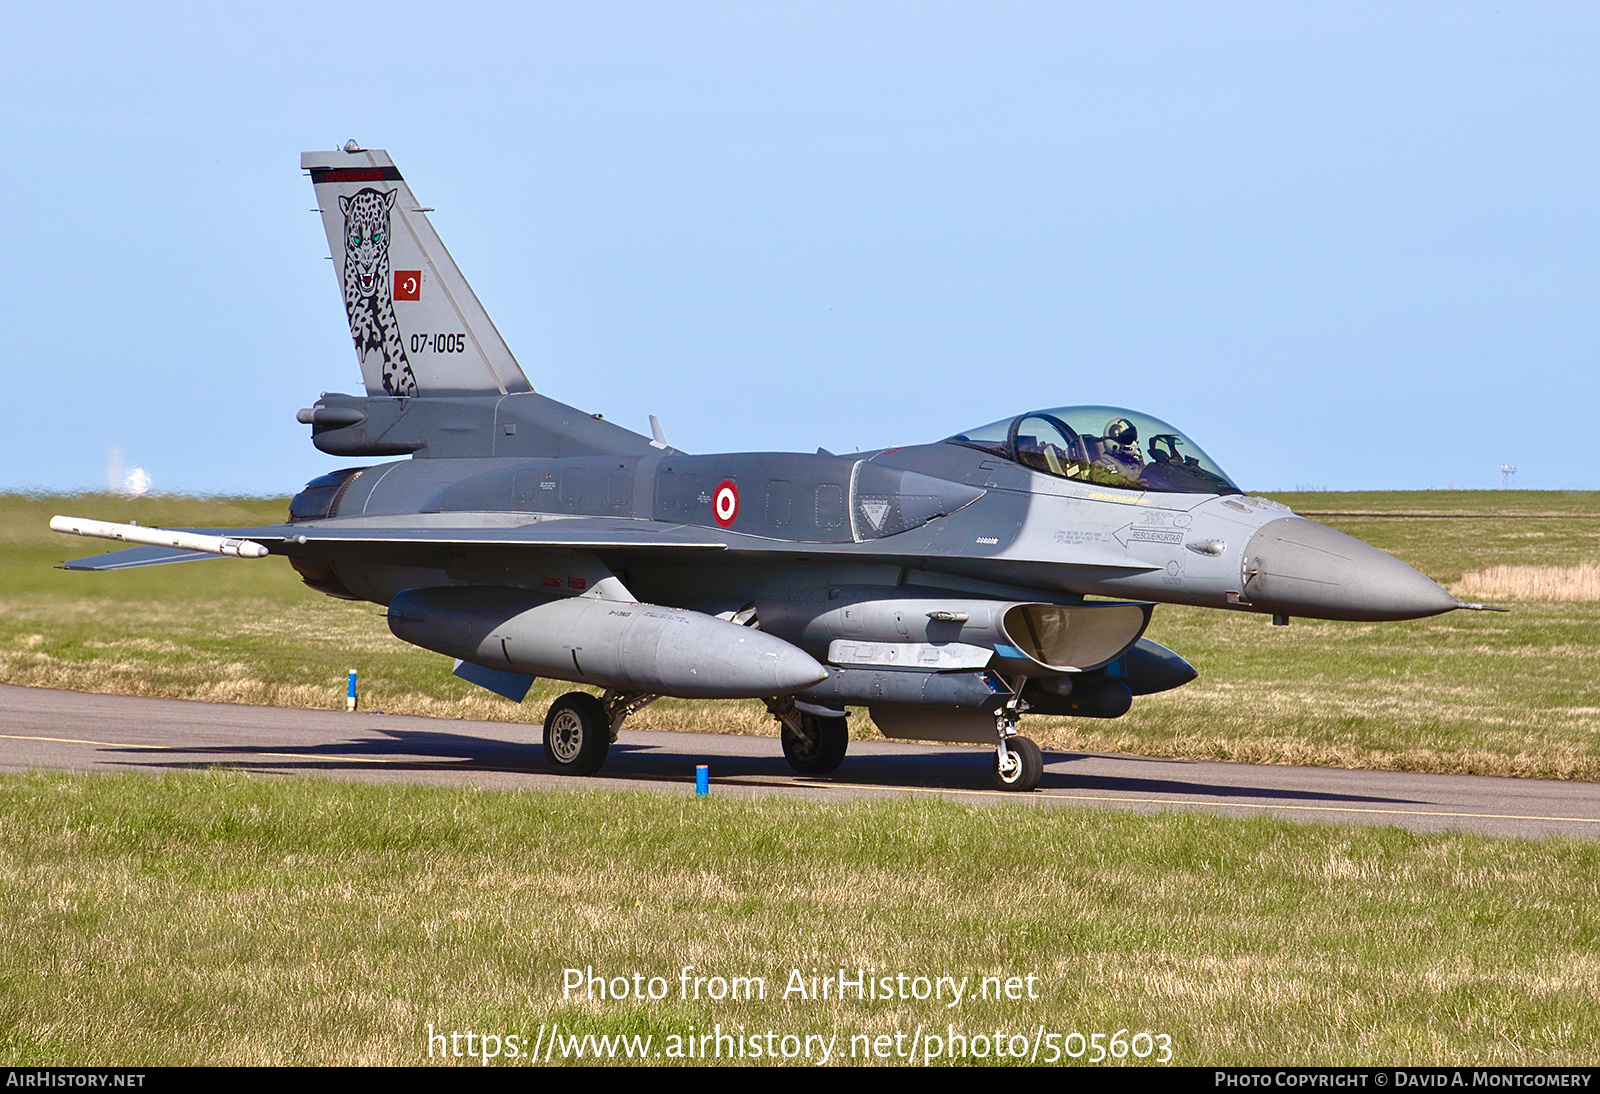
[3,489,1597,777]
[2,771,1598,1066]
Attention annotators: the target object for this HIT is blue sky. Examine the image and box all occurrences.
[2,2,1596,494]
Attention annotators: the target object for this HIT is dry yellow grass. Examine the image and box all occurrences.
[1453,563,1600,602]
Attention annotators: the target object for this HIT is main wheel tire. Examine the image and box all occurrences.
[781,713,848,775]
[993,735,1043,792]
[543,692,610,776]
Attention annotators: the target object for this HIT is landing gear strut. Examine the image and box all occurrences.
[992,696,1043,792]
[600,689,658,741]
[767,698,849,775]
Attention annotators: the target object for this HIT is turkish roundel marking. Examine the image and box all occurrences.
[393,270,421,301]
[713,480,739,527]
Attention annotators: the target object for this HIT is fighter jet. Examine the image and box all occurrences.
[48,144,1499,792]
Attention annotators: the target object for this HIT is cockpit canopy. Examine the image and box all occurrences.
[948,406,1241,495]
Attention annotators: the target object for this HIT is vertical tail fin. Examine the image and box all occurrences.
[303,144,532,398]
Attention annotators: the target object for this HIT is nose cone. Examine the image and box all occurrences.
[1242,517,1459,622]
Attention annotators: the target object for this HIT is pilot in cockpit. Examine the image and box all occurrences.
[949,406,1243,495]
[1098,417,1146,479]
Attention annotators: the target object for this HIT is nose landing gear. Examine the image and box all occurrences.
[993,698,1043,792]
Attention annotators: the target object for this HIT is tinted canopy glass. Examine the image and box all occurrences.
[949,406,1240,495]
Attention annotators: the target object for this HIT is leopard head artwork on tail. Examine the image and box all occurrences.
[338,187,418,397]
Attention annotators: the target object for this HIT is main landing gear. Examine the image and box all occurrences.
[993,698,1043,792]
[543,692,609,775]
[767,698,848,775]
[542,689,1043,791]
[541,689,658,776]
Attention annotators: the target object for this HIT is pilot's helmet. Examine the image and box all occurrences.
[1105,418,1138,445]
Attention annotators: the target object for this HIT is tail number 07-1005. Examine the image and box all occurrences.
[409,333,467,354]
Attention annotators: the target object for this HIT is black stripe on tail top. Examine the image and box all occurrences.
[309,166,404,184]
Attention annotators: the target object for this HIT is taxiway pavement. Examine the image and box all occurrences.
[2,683,1597,839]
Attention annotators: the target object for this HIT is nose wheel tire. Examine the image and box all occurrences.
[994,735,1043,791]
[781,713,848,775]
[543,692,610,776]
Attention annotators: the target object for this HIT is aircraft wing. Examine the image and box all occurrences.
[272,515,729,551]
[52,513,730,570]
[53,513,1157,590]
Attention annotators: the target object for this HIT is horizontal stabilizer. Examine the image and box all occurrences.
[60,544,223,571]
